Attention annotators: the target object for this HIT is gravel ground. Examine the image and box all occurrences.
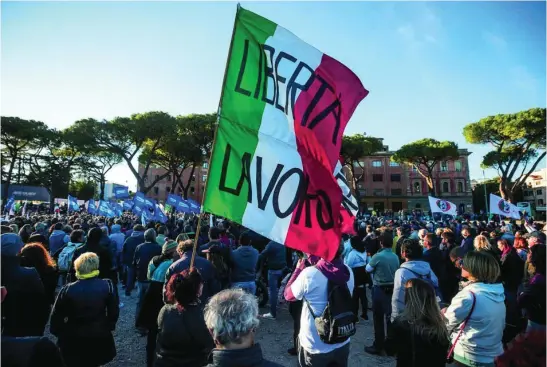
[47,284,396,367]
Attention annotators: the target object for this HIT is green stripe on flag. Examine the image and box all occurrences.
[204,7,277,223]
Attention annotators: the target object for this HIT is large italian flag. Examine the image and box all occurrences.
[203,6,368,260]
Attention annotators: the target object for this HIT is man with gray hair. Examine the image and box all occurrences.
[130,228,161,332]
[204,289,283,367]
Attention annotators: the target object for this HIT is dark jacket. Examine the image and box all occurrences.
[132,241,162,283]
[155,304,214,367]
[423,246,445,282]
[258,241,286,271]
[460,236,474,255]
[230,246,259,283]
[385,318,449,367]
[205,343,283,367]
[70,242,113,282]
[518,273,545,325]
[1,336,65,367]
[40,267,60,307]
[199,240,222,256]
[50,277,119,367]
[164,253,221,304]
[500,248,524,292]
[1,256,49,337]
[122,231,145,266]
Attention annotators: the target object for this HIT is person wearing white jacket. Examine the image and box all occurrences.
[443,251,505,367]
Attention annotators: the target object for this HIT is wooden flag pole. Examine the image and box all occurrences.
[190,3,241,268]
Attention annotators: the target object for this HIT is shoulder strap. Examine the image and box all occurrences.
[447,291,476,358]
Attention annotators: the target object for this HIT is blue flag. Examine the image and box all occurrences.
[113,185,129,199]
[176,198,191,213]
[142,208,153,224]
[132,205,143,217]
[187,198,201,214]
[98,200,115,218]
[87,199,97,215]
[154,204,168,224]
[133,192,146,209]
[123,200,134,211]
[68,195,80,212]
[144,197,156,211]
[167,194,181,208]
[4,195,15,212]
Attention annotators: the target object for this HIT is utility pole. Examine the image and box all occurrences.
[483,170,488,215]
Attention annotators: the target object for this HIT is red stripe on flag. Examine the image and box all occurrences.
[284,54,367,260]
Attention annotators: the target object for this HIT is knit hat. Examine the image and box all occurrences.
[162,240,178,255]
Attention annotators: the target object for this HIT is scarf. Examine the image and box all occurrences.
[76,269,100,280]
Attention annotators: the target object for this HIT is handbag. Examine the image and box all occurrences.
[446,290,476,363]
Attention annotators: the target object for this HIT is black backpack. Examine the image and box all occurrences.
[304,280,357,344]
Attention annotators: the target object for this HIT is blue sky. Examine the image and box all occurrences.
[2,1,545,190]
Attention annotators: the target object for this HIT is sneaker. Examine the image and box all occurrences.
[261,312,276,320]
[287,347,297,356]
[364,345,385,356]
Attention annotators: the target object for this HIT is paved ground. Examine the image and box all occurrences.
[47,284,396,367]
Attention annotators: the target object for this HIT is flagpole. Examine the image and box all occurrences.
[190,3,240,268]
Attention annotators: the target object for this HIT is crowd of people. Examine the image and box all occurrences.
[0,208,545,367]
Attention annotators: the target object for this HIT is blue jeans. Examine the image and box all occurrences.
[372,285,393,349]
[232,281,257,295]
[136,281,150,325]
[268,269,283,317]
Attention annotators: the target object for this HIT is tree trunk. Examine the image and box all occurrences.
[426,176,435,196]
[182,165,197,199]
[499,180,513,202]
[3,151,17,202]
[100,178,106,200]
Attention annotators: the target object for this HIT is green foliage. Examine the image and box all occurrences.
[463,107,546,200]
[391,138,459,194]
[340,134,384,192]
[68,180,96,201]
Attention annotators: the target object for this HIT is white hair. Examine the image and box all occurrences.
[204,288,260,346]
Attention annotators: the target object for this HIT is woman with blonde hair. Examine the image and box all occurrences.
[474,234,500,260]
[385,278,449,366]
[50,252,119,367]
[443,251,505,366]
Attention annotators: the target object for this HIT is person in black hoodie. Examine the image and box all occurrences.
[69,227,113,283]
[385,278,449,367]
[155,268,214,367]
[204,288,282,367]
[1,229,49,337]
[51,252,119,367]
[497,238,525,344]
[122,224,146,292]
[1,286,66,367]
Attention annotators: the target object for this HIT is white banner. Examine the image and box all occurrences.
[428,195,458,216]
[489,193,521,220]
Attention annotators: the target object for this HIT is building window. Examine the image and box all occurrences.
[373,189,384,196]
[372,160,382,168]
[415,203,421,209]
[539,199,544,205]
[192,175,196,181]
[203,162,209,169]
[389,161,399,167]
[390,174,401,182]
[414,182,421,193]
[391,188,402,196]
[440,161,448,172]
[143,175,148,182]
[190,187,195,193]
[166,175,171,182]
[155,174,160,181]
[372,174,383,182]
[166,186,171,193]
[442,182,449,193]
[202,175,207,182]
[178,187,182,194]
[537,189,543,195]
[153,187,159,195]
[457,182,464,193]
[412,166,418,172]
[455,161,462,172]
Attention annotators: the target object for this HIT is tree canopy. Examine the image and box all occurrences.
[463,107,546,201]
[340,134,384,194]
[391,138,459,195]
